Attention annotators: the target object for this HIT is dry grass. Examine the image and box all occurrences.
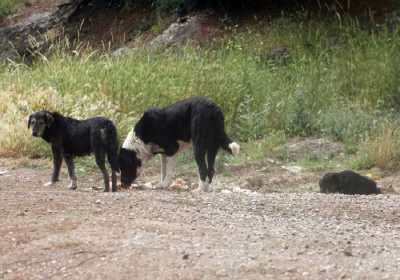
[354,124,400,170]
[0,87,61,157]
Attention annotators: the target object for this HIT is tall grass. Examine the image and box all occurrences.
[353,123,400,170]
[1,15,400,168]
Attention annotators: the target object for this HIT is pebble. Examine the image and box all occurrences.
[343,246,353,257]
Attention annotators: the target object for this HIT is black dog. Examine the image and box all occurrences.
[319,170,381,195]
[28,111,119,192]
[119,96,240,192]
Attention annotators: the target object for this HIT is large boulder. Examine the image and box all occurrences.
[0,0,84,62]
[149,16,201,49]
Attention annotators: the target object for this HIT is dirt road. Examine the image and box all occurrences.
[1,164,400,280]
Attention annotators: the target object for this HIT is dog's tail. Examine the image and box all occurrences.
[216,114,240,156]
[104,124,120,172]
[220,132,240,156]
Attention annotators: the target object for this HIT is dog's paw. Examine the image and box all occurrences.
[68,181,78,190]
[44,181,57,187]
[195,180,212,192]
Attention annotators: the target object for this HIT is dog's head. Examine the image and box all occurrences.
[28,111,54,137]
[319,172,340,193]
[119,148,142,187]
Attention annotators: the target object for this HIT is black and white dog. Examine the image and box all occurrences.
[28,111,120,192]
[119,96,240,191]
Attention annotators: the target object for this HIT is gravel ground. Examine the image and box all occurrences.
[1,164,400,280]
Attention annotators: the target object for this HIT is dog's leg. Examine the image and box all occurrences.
[44,145,62,187]
[64,155,77,190]
[207,146,218,185]
[95,150,110,192]
[160,154,167,183]
[158,156,176,189]
[193,147,210,192]
[111,170,117,192]
[107,149,119,192]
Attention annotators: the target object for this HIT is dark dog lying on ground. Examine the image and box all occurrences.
[28,111,119,192]
[119,96,240,192]
[319,170,381,195]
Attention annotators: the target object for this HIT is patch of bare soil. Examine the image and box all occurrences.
[67,4,156,49]
[0,0,63,27]
[1,155,400,279]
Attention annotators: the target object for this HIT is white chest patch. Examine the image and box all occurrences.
[122,130,153,161]
[122,130,192,161]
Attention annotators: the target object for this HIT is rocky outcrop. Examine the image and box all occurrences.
[0,0,85,62]
[149,16,202,49]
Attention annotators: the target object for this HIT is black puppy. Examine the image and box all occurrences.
[119,96,240,192]
[28,111,119,192]
[319,170,381,195]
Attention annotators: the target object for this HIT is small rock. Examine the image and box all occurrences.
[343,246,353,257]
[221,189,232,194]
[111,47,130,57]
[182,253,189,260]
[281,165,302,174]
[0,170,9,175]
[95,200,102,204]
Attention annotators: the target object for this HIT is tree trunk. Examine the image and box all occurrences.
[0,0,86,62]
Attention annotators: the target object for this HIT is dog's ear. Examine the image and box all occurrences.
[27,115,33,129]
[45,112,54,128]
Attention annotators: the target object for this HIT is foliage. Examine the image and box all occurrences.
[1,15,400,167]
[0,0,22,20]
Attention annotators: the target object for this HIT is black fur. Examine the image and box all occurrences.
[119,96,238,187]
[319,170,381,195]
[28,110,119,192]
[119,149,141,187]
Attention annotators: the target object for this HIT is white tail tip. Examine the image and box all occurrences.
[229,142,240,156]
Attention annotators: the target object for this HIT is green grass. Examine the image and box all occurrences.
[1,15,400,169]
[0,0,23,20]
